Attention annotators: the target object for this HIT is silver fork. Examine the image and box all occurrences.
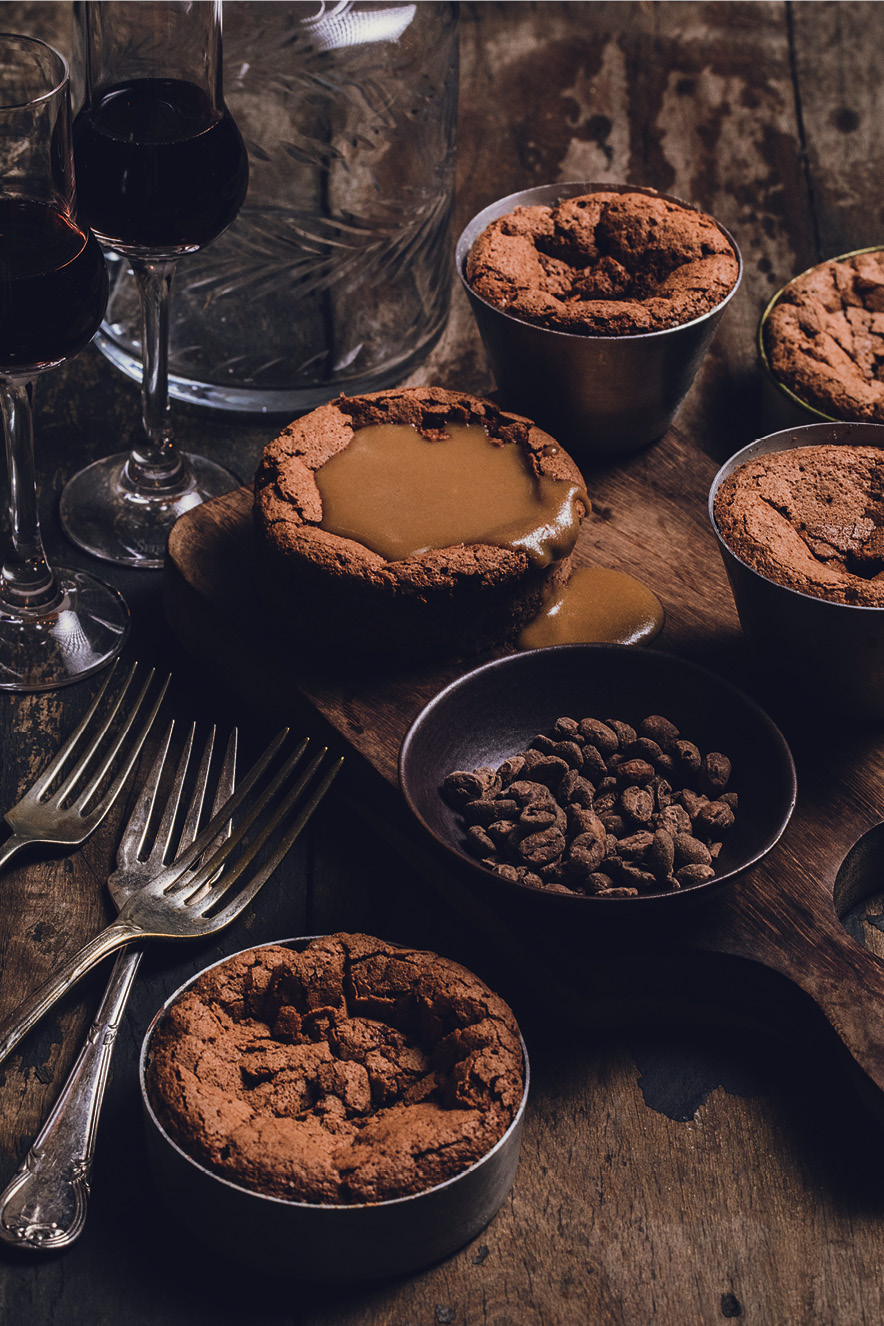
[0,720,237,1251]
[0,659,169,873]
[0,728,343,1069]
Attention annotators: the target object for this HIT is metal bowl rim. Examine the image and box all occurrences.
[398,642,797,907]
[456,180,743,343]
[709,420,884,614]
[139,935,530,1212]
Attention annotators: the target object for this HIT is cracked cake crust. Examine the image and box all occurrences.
[465,190,739,335]
[145,934,524,1205]
[253,386,588,660]
[764,250,884,421]
[713,444,884,606]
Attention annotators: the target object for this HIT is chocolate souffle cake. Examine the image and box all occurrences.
[253,386,589,659]
[714,443,884,607]
[465,189,739,336]
[145,934,525,1204]
[763,249,884,422]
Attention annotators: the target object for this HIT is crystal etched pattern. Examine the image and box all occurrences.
[97,3,459,411]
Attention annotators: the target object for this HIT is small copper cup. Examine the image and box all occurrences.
[457,182,742,462]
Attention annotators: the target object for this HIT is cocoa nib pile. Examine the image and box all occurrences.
[465,191,738,335]
[764,250,884,422]
[146,934,523,1204]
[443,715,737,897]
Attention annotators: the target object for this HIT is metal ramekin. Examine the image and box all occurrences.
[457,181,742,461]
[757,246,884,430]
[139,938,530,1281]
[709,421,884,717]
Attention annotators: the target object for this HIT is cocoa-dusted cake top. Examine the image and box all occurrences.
[763,250,884,421]
[146,934,524,1205]
[714,444,884,607]
[465,190,739,335]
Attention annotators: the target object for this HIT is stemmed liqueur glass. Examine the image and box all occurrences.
[0,33,128,691]
[60,0,249,569]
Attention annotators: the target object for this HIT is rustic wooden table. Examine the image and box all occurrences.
[3,3,884,1323]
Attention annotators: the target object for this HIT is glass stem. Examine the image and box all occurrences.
[127,259,186,491]
[0,376,60,613]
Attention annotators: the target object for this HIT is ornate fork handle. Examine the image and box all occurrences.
[0,947,141,1250]
[0,919,137,1069]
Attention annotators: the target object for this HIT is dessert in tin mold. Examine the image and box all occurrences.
[465,189,739,336]
[145,934,525,1204]
[763,249,884,421]
[713,442,884,606]
[253,386,589,659]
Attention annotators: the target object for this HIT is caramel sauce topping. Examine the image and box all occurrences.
[519,566,664,649]
[315,421,587,565]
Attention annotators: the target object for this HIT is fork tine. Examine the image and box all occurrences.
[182,728,237,907]
[198,753,344,928]
[174,725,212,856]
[51,664,151,805]
[134,728,291,896]
[27,660,130,799]
[210,730,237,819]
[73,672,171,818]
[114,719,177,865]
[168,736,311,896]
[179,742,325,907]
[148,723,199,864]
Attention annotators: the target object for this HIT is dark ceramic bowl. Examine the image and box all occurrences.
[140,937,529,1281]
[399,645,796,911]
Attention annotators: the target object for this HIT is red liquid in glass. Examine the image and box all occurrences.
[0,199,108,373]
[73,77,249,255]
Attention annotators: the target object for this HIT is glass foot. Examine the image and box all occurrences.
[59,451,238,570]
[0,568,130,692]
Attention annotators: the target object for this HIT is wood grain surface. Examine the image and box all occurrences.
[4,4,884,1325]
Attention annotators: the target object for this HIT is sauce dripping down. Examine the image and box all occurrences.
[519,566,664,649]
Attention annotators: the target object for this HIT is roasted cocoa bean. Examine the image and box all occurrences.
[466,825,496,857]
[672,740,702,777]
[581,745,609,782]
[549,740,585,769]
[578,718,619,755]
[701,751,732,795]
[620,785,654,823]
[442,768,498,804]
[515,827,566,865]
[558,769,596,807]
[647,829,675,877]
[605,719,637,747]
[638,715,680,748]
[694,800,735,836]
[673,833,712,867]
[616,759,656,786]
[676,863,715,885]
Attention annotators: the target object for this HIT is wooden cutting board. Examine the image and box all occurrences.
[164,426,884,1106]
